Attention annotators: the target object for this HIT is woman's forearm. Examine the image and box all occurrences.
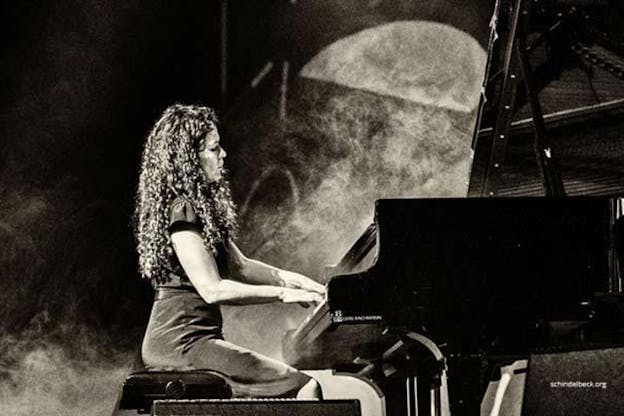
[195,279,322,306]
[226,241,324,294]
[195,278,283,305]
[239,258,284,286]
[240,258,326,295]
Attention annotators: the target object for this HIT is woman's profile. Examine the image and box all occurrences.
[133,104,324,398]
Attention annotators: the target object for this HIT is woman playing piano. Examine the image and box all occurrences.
[133,104,325,398]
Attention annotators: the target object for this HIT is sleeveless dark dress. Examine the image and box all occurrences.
[141,197,310,397]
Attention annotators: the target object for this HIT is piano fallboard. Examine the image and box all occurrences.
[283,301,395,369]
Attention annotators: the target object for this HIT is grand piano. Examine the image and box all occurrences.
[284,197,624,415]
[284,0,624,412]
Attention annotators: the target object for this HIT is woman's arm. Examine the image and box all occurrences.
[226,241,326,294]
[171,229,322,305]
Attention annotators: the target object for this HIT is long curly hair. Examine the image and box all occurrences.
[134,104,238,284]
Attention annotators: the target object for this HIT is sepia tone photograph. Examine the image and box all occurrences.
[2,0,624,415]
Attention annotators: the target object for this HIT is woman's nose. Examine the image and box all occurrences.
[220,147,227,159]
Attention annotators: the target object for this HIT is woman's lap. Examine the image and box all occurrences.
[143,336,310,397]
[185,338,310,397]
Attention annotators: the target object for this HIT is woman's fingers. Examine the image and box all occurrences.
[281,271,326,294]
[308,291,324,304]
[308,281,326,294]
[295,276,326,294]
[281,288,324,304]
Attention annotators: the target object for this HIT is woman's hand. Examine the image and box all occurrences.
[275,270,326,295]
[279,287,324,306]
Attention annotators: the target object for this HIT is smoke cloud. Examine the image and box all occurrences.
[0,170,147,415]
[0,330,132,416]
[223,22,485,358]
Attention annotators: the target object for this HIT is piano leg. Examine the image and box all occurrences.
[378,367,445,416]
[430,370,445,416]
[380,337,449,416]
[405,361,417,416]
[381,332,449,416]
[432,386,442,416]
[414,359,446,416]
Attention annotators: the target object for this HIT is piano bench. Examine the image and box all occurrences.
[113,370,232,415]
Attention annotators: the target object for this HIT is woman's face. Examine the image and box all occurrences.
[197,124,226,182]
